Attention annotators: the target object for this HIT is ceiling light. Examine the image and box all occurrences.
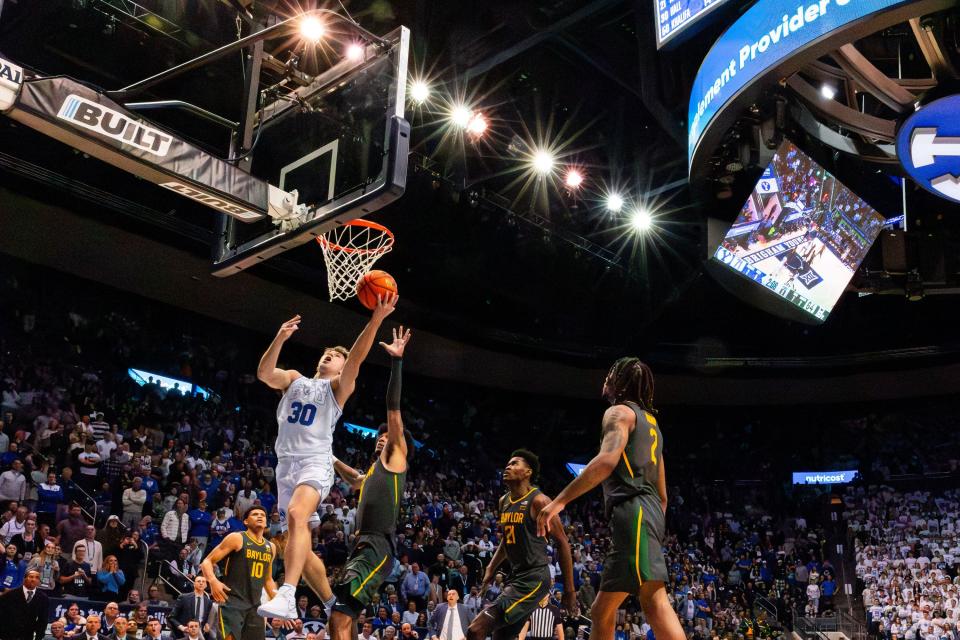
[410,80,430,104]
[605,193,624,213]
[299,16,325,42]
[450,105,472,129]
[629,208,653,232]
[532,150,555,175]
[565,169,584,188]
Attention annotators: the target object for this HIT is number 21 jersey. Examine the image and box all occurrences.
[275,376,342,459]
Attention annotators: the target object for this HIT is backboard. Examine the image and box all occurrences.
[211,25,409,277]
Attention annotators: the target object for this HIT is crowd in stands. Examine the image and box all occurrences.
[846,486,960,640]
[5,258,959,640]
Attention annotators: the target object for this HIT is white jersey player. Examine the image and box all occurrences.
[256,293,397,619]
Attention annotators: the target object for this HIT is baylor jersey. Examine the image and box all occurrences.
[498,487,549,573]
[601,401,662,516]
[220,532,273,609]
[355,457,407,542]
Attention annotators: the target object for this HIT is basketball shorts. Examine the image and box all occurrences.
[486,567,551,636]
[276,457,334,531]
[217,604,265,640]
[332,534,394,618]
[600,494,668,593]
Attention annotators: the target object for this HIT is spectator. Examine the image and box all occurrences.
[187,500,212,554]
[79,614,107,640]
[101,602,121,637]
[57,504,88,552]
[61,602,88,634]
[35,473,63,528]
[121,478,147,532]
[97,515,125,558]
[401,562,429,611]
[1,542,23,591]
[358,622,377,640]
[429,590,470,640]
[60,543,93,598]
[143,618,164,640]
[169,575,212,639]
[27,539,60,592]
[74,524,105,572]
[46,619,67,640]
[400,624,419,640]
[76,441,103,494]
[11,517,40,559]
[0,568,48,640]
[0,460,26,506]
[111,617,132,640]
[146,584,168,607]
[805,580,820,615]
[97,554,126,598]
[161,499,190,550]
[402,601,420,626]
[0,505,28,544]
[577,575,595,616]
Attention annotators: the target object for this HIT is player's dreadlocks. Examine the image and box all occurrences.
[606,357,656,414]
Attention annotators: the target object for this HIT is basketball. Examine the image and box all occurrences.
[356,269,398,310]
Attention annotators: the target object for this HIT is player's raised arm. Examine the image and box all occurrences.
[257,315,304,391]
[333,293,398,406]
[379,326,411,471]
[536,404,633,536]
[199,532,243,603]
[533,493,577,615]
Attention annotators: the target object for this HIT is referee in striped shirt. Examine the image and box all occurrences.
[518,595,565,640]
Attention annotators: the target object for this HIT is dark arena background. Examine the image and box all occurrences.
[1,1,960,640]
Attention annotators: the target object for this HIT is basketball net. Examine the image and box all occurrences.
[317,219,395,301]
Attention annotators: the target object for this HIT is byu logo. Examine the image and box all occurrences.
[897,95,960,205]
[57,94,173,156]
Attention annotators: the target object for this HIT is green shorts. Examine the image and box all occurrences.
[486,567,551,636]
[217,604,265,640]
[600,494,668,593]
[332,534,394,618]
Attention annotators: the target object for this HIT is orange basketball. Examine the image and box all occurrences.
[356,270,398,310]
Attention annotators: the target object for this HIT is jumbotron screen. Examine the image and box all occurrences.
[712,140,884,322]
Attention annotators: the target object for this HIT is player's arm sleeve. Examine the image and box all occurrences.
[657,454,668,515]
[386,357,402,411]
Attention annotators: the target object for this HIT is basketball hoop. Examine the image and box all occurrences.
[317,219,395,301]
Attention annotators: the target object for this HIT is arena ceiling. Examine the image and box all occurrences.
[3,0,960,375]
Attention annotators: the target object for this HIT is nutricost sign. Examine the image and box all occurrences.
[792,469,859,484]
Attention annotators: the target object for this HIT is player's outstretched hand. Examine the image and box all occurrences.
[209,577,231,603]
[379,326,412,358]
[535,499,565,538]
[561,590,579,618]
[372,292,398,322]
[277,315,301,341]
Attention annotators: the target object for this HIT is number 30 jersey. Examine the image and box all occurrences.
[275,376,342,459]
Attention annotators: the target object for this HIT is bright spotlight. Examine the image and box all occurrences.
[629,208,653,232]
[300,16,325,42]
[605,193,624,213]
[345,43,365,61]
[532,150,555,175]
[466,113,488,137]
[410,80,430,104]
[450,105,472,129]
[565,169,584,188]
[820,84,836,100]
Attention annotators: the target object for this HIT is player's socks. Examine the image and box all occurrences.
[324,595,337,613]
